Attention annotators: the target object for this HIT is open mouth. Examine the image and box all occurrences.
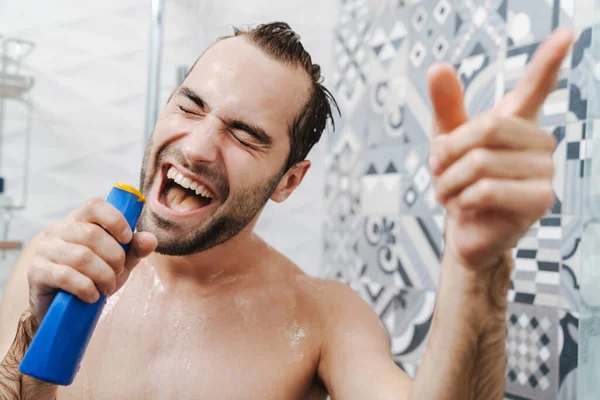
[159,165,216,213]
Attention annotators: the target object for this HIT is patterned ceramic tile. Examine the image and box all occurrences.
[396,360,419,378]
[406,0,456,103]
[364,0,448,148]
[582,24,600,121]
[505,303,559,400]
[504,394,529,400]
[567,26,593,123]
[542,123,587,219]
[362,145,444,215]
[369,7,409,73]
[379,288,436,364]
[358,213,443,290]
[451,0,508,64]
[358,215,441,290]
[548,124,566,215]
[577,311,600,398]
[362,148,402,217]
[568,0,595,29]
[338,0,370,26]
[366,4,412,148]
[558,310,579,400]
[560,216,582,312]
[340,264,435,366]
[559,122,587,216]
[581,120,600,223]
[323,124,364,279]
[506,0,570,49]
[503,41,570,127]
[509,217,562,307]
[454,51,505,117]
[331,19,371,118]
[322,220,362,280]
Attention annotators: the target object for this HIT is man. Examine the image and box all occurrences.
[0,22,571,399]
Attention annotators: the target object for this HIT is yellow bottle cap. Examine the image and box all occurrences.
[114,182,145,203]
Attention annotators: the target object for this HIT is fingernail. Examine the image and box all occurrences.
[122,228,132,241]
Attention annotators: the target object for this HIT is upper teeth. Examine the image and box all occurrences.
[167,167,214,198]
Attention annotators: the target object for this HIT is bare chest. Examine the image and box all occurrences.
[57,286,325,399]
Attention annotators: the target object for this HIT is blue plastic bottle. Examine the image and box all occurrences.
[19,182,145,385]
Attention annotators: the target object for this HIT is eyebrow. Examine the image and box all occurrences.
[225,118,273,148]
[174,86,273,149]
[177,86,208,111]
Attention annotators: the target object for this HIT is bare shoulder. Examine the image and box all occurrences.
[291,274,388,343]
[264,248,387,344]
[293,275,364,308]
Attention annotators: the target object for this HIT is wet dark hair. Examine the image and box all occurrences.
[220,22,340,171]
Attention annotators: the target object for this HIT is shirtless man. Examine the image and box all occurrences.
[0,22,572,399]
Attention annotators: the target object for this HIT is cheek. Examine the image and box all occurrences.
[222,146,253,182]
[220,145,270,192]
[152,115,193,143]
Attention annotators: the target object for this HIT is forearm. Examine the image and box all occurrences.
[0,309,57,400]
[409,252,512,400]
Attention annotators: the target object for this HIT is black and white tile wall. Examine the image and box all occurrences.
[324,1,598,398]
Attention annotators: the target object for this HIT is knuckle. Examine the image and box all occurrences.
[53,266,72,288]
[98,267,116,289]
[45,222,63,237]
[86,197,104,209]
[476,179,496,202]
[431,135,447,151]
[431,136,450,158]
[470,149,491,174]
[104,209,125,231]
[111,250,127,272]
[27,257,45,285]
[72,245,93,265]
[78,223,99,243]
[480,114,501,141]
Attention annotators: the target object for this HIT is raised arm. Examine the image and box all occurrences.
[318,26,573,399]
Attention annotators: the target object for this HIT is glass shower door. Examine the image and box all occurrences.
[579,1,600,397]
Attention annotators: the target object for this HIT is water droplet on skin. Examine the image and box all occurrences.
[283,320,308,362]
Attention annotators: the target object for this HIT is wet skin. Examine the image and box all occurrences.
[58,248,336,399]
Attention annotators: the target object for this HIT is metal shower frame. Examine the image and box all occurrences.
[144,0,166,143]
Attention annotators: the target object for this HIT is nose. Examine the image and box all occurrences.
[181,116,222,164]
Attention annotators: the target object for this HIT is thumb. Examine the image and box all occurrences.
[124,231,158,270]
[428,63,468,135]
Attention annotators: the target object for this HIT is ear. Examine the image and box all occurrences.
[270,160,311,203]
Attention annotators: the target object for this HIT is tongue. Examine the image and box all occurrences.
[165,185,206,212]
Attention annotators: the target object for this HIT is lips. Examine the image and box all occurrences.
[150,164,220,219]
[166,166,215,199]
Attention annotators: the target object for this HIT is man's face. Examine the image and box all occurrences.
[137,36,311,256]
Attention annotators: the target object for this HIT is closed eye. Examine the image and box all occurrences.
[229,129,254,149]
[179,106,202,116]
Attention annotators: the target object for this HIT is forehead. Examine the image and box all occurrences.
[183,36,311,137]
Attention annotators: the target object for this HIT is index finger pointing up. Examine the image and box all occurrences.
[498,26,574,121]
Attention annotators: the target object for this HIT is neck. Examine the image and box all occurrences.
[146,228,269,291]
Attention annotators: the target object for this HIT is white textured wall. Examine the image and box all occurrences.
[0,0,338,295]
